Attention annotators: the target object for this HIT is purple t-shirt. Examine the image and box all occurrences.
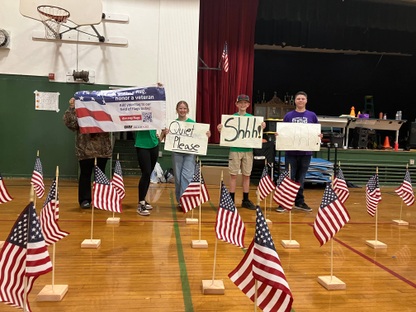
[283,109,318,156]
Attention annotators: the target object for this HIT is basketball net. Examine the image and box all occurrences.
[37,5,70,39]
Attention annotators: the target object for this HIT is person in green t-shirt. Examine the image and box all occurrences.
[134,130,160,216]
[217,94,265,210]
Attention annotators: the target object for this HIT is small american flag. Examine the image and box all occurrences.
[0,202,52,311]
[93,166,121,213]
[257,165,275,201]
[0,173,13,204]
[39,179,69,246]
[273,170,300,210]
[228,207,293,312]
[221,41,229,72]
[366,174,382,217]
[31,156,45,198]
[111,160,125,200]
[215,182,245,248]
[313,184,350,246]
[395,170,415,206]
[333,167,350,204]
[180,162,210,213]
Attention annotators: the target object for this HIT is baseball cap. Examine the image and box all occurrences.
[236,94,250,102]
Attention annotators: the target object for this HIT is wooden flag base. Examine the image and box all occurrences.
[106,217,120,224]
[191,240,208,249]
[392,219,409,226]
[186,218,198,225]
[202,280,225,295]
[37,284,68,301]
[0,241,4,248]
[366,240,387,249]
[317,275,346,290]
[81,239,101,248]
[266,219,272,225]
[281,240,300,249]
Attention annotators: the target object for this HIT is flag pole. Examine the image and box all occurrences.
[374,167,379,242]
[81,158,101,248]
[23,185,35,312]
[211,172,223,283]
[51,166,59,290]
[198,159,202,241]
[288,164,293,241]
[192,159,207,248]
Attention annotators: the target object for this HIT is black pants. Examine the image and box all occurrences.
[136,146,159,202]
[78,158,108,205]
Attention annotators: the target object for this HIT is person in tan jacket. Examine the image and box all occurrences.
[63,97,112,208]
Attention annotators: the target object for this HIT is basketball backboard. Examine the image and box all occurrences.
[20,0,103,26]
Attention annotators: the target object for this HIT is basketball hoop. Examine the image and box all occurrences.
[37,5,70,39]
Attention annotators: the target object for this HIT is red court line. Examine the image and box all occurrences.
[332,232,416,288]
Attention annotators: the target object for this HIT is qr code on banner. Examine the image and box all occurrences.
[142,112,153,122]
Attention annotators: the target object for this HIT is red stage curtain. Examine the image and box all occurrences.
[197,0,259,143]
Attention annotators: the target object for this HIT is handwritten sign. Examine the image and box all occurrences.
[275,122,321,151]
[219,115,264,149]
[164,120,210,155]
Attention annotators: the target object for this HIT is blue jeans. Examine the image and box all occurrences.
[172,152,196,203]
[285,155,311,206]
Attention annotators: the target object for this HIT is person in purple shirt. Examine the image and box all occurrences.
[276,91,320,213]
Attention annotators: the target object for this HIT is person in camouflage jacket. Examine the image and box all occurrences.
[63,97,112,208]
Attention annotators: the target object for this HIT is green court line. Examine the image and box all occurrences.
[171,190,193,312]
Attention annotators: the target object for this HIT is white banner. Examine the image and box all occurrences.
[219,115,264,149]
[164,121,210,155]
[275,122,321,151]
[74,86,166,134]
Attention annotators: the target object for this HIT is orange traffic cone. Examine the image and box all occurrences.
[350,106,356,117]
[383,136,392,149]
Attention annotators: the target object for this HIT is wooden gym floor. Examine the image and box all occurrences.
[1,177,416,312]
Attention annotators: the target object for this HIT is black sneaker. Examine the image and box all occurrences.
[294,203,312,212]
[275,206,286,213]
[242,200,256,210]
[137,203,150,216]
[80,200,91,209]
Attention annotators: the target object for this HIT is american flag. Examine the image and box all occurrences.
[0,202,52,311]
[93,166,121,213]
[273,170,300,210]
[395,170,415,206]
[333,167,350,204]
[111,160,126,200]
[0,173,13,204]
[39,179,69,246]
[31,156,45,198]
[180,162,210,213]
[221,41,229,72]
[366,174,382,217]
[228,207,293,312]
[313,184,350,246]
[257,165,275,201]
[215,182,245,248]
